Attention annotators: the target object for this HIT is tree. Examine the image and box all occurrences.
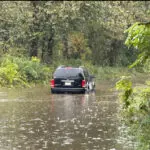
[125,22,150,68]
[0,1,150,66]
[116,21,150,150]
[29,1,40,57]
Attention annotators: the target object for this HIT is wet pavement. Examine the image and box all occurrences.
[0,82,136,150]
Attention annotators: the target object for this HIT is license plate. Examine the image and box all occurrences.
[65,82,71,86]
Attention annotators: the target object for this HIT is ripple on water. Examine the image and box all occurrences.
[0,86,137,150]
[62,138,74,145]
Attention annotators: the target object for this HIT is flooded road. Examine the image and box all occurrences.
[0,82,136,150]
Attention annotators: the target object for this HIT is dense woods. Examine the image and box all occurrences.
[0,1,149,66]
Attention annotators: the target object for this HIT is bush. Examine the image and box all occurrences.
[0,55,52,87]
[143,58,150,73]
[116,76,150,150]
[16,56,52,83]
[0,57,27,87]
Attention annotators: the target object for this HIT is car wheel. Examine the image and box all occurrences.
[81,91,85,94]
[51,89,56,94]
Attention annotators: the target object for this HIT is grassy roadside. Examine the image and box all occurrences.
[0,55,149,88]
[95,66,149,84]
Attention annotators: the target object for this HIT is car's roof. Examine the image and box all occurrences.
[53,66,85,78]
[56,66,85,70]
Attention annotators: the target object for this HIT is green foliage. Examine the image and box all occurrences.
[117,20,150,150]
[116,76,133,108]
[14,56,52,84]
[127,85,150,150]
[0,55,52,87]
[125,22,150,68]
[143,58,150,73]
[125,22,150,50]
[116,23,150,143]
[116,76,150,150]
[68,32,91,60]
[0,57,27,87]
[116,76,132,91]
[1,1,149,66]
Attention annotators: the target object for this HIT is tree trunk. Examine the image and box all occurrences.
[41,9,55,64]
[30,1,39,57]
[62,34,69,59]
[109,39,119,66]
[47,27,55,64]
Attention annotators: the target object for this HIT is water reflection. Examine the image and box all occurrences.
[50,94,91,120]
[0,88,135,150]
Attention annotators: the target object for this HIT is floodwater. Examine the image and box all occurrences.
[0,82,136,150]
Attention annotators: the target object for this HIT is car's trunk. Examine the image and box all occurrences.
[54,78,83,88]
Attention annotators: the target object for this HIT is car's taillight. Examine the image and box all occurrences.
[50,79,55,88]
[82,80,86,87]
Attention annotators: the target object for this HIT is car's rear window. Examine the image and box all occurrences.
[54,68,84,78]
